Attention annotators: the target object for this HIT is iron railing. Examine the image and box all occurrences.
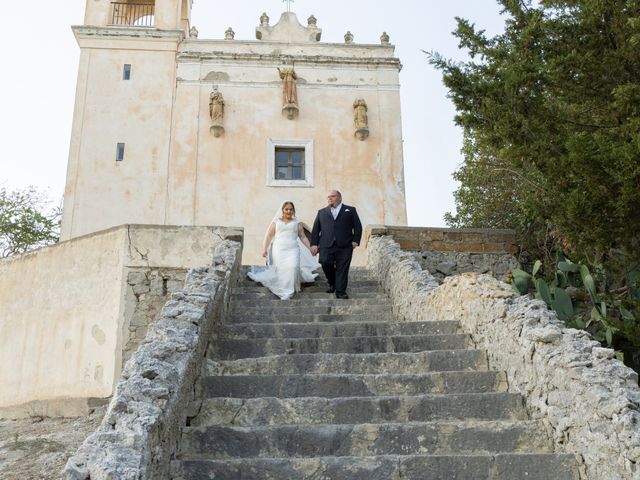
[111,2,155,27]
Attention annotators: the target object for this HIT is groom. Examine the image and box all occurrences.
[310,190,363,299]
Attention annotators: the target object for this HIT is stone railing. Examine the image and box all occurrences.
[367,234,640,480]
[365,225,518,282]
[63,239,242,480]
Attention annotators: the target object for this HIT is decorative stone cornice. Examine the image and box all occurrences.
[177,50,401,70]
[72,25,185,42]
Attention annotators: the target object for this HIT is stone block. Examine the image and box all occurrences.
[131,280,150,295]
[451,242,485,253]
[398,239,421,250]
[150,274,165,295]
[444,231,465,242]
[479,242,511,253]
[419,229,445,241]
[435,262,457,276]
[127,271,148,285]
[422,241,455,252]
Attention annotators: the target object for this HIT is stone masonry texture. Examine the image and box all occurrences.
[367,234,640,480]
[62,240,242,480]
[365,225,519,283]
[171,266,578,479]
[123,268,187,364]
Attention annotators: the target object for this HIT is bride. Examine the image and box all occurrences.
[248,201,320,300]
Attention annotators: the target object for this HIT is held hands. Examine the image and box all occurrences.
[352,242,359,250]
[310,246,319,256]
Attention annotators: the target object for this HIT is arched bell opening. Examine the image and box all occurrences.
[110,0,155,27]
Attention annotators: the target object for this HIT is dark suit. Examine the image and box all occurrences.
[311,204,363,295]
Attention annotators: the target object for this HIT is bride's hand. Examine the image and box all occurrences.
[262,250,268,258]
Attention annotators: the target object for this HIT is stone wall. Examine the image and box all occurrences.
[365,225,518,282]
[0,224,242,418]
[367,235,640,480]
[123,268,187,364]
[64,239,242,480]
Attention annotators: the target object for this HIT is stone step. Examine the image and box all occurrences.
[179,420,551,459]
[231,298,391,309]
[220,320,460,339]
[228,312,394,323]
[173,453,579,480]
[209,334,470,359]
[232,288,384,298]
[201,371,506,398]
[205,350,488,376]
[189,393,526,427]
[241,266,376,278]
[231,289,388,305]
[229,305,393,316]
[239,278,380,288]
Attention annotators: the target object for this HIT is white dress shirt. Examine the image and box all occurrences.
[330,203,342,220]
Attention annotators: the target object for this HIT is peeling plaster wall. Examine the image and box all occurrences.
[0,224,242,418]
[60,17,407,266]
[61,30,182,241]
[174,39,406,265]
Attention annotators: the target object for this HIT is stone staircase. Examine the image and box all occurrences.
[172,267,579,479]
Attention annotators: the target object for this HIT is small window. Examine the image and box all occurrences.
[275,148,305,180]
[116,143,125,161]
[266,138,314,187]
[123,64,131,80]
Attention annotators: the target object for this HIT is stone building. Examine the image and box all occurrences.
[61,0,407,263]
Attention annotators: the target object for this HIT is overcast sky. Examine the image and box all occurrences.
[1,1,505,226]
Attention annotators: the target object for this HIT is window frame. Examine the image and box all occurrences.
[274,147,306,181]
[266,138,314,187]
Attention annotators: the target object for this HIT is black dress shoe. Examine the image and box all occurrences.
[335,293,349,299]
[326,286,335,293]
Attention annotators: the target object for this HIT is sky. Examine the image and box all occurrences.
[0,1,506,227]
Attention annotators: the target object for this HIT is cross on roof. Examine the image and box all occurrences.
[282,0,294,12]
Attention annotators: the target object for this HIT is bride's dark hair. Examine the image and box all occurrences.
[281,201,296,216]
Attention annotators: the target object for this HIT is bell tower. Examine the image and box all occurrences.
[82,0,192,31]
[60,0,192,239]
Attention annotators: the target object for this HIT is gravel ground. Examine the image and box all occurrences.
[0,407,105,480]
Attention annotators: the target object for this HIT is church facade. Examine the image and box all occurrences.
[61,0,407,262]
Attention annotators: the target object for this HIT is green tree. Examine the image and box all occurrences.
[430,0,640,265]
[429,0,640,367]
[0,187,61,258]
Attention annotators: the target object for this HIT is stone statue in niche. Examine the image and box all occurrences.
[278,67,299,119]
[209,89,225,137]
[353,98,369,140]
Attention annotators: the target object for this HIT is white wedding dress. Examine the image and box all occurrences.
[248,219,320,300]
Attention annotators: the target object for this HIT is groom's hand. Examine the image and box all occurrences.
[310,246,318,256]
